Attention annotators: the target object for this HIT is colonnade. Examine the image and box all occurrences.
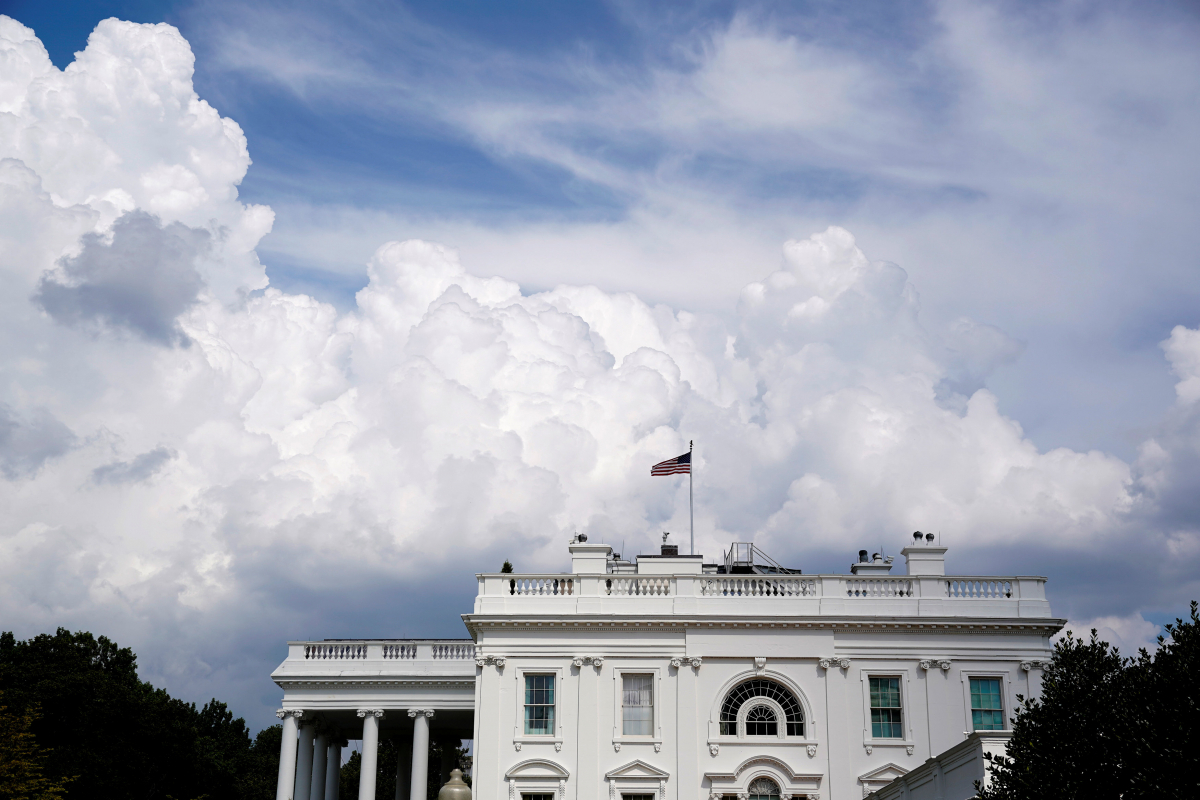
[275,708,440,800]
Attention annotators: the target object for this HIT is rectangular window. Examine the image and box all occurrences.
[622,674,654,735]
[523,794,555,800]
[970,678,1005,730]
[869,676,904,738]
[623,795,656,800]
[524,674,555,735]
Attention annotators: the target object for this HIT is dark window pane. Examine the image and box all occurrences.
[869,677,903,738]
[719,679,805,737]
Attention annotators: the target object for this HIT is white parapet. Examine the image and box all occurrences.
[472,572,1051,619]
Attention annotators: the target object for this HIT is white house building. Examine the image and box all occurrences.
[271,534,1060,800]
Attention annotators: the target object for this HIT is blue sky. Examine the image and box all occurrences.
[3,0,1199,730]
[15,0,1197,461]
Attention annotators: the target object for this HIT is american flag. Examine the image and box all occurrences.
[651,451,691,476]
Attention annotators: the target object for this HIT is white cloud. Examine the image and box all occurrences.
[1,12,1199,730]
[1060,612,1162,657]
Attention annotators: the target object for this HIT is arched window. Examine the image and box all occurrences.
[745,705,778,735]
[719,679,804,736]
[748,778,780,800]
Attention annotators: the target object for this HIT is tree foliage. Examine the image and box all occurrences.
[979,601,1199,800]
[341,736,470,800]
[0,629,280,800]
[0,693,73,800]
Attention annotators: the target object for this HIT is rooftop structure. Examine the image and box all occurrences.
[272,535,1061,800]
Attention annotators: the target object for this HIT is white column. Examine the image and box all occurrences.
[325,741,341,800]
[276,710,303,800]
[310,732,329,800]
[296,722,316,800]
[359,710,384,800]
[409,709,434,800]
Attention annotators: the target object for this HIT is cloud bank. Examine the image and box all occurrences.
[1,14,1198,728]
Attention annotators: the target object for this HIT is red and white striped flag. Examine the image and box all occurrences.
[651,451,691,476]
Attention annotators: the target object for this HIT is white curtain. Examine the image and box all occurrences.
[622,674,653,735]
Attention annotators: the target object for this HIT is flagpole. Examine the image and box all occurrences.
[689,439,694,556]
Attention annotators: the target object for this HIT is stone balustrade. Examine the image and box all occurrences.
[295,639,476,662]
[474,573,1051,618]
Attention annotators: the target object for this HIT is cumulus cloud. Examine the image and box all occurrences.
[35,211,208,345]
[0,13,1198,732]
[0,404,75,479]
[1060,613,1162,657]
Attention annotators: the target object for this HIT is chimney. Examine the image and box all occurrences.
[661,543,679,556]
[902,532,947,576]
[570,542,612,574]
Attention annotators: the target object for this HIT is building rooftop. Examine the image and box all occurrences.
[467,539,1053,622]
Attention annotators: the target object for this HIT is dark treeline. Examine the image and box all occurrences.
[0,628,281,800]
[0,627,471,800]
[979,601,1199,800]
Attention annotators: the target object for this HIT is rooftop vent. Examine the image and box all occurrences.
[850,548,894,575]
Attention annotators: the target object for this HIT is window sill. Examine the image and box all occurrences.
[512,736,563,752]
[707,737,817,746]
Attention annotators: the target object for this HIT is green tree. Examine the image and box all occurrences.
[979,601,1199,800]
[0,628,272,800]
[0,693,73,800]
[237,725,283,800]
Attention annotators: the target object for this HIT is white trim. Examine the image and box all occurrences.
[704,755,823,797]
[736,697,788,740]
[859,669,916,747]
[856,762,910,797]
[707,668,816,743]
[605,759,669,800]
[514,666,565,747]
[506,759,569,800]
[959,670,1013,734]
[612,667,663,746]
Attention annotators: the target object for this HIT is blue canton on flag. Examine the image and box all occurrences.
[651,451,691,475]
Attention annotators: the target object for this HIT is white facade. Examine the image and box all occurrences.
[271,538,1059,800]
[865,732,1012,800]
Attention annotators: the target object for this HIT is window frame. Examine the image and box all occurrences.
[959,670,1012,734]
[717,677,807,739]
[735,696,788,740]
[747,776,781,800]
[868,675,904,739]
[706,671,815,747]
[611,666,662,746]
[513,665,565,748]
[859,669,915,747]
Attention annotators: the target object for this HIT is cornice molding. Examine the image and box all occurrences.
[463,617,1064,636]
[275,678,476,690]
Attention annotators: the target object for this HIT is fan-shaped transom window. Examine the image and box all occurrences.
[720,679,805,736]
[748,778,780,800]
[745,704,778,735]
